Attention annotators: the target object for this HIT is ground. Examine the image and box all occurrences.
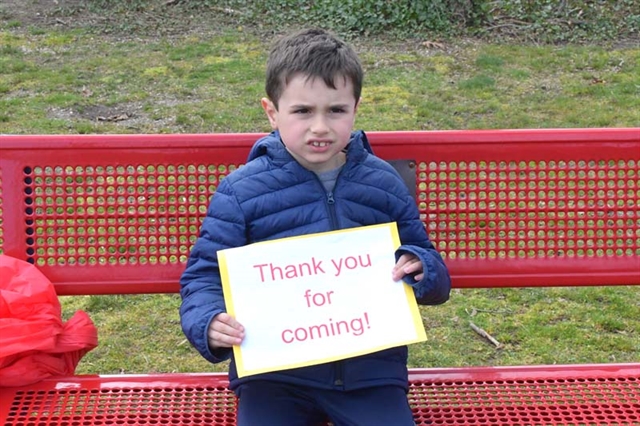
[0,0,252,131]
[0,0,455,133]
[2,0,88,26]
[0,0,237,36]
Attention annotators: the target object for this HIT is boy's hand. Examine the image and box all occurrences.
[208,313,245,348]
[392,253,424,282]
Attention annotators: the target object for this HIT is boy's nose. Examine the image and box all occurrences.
[310,115,329,134]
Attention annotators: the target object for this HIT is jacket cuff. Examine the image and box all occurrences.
[394,245,430,288]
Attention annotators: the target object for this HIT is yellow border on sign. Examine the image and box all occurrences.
[218,248,245,374]
[219,222,427,378]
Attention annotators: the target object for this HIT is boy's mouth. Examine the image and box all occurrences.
[309,140,331,147]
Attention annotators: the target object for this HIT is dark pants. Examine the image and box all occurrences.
[236,380,415,426]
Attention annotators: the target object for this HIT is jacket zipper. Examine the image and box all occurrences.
[325,186,345,389]
[313,171,345,389]
[327,190,344,388]
[326,191,338,230]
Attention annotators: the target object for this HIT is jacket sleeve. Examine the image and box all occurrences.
[393,190,451,305]
[179,179,247,363]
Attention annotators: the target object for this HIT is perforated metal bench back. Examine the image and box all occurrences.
[0,129,638,294]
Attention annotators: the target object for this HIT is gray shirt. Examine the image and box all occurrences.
[315,165,343,193]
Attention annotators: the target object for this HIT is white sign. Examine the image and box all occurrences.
[219,222,426,378]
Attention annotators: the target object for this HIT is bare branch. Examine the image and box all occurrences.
[469,321,501,348]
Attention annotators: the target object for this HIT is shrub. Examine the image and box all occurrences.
[481,0,640,42]
[81,0,640,42]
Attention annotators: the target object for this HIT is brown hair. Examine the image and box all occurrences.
[265,28,363,109]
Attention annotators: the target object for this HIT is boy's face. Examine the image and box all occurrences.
[261,74,360,173]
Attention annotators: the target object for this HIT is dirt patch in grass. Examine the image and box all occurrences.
[1,0,247,39]
[2,0,89,26]
[70,104,137,122]
[48,101,178,133]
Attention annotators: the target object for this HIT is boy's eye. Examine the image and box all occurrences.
[330,107,346,114]
[293,108,310,114]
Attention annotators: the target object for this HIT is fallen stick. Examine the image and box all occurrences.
[469,321,501,348]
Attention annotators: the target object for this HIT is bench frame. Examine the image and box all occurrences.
[1,128,639,425]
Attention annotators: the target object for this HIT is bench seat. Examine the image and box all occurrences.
[2,364,638,425]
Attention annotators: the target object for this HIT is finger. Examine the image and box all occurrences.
[209,321,244,340]
[208,322,244,346]
[393,268,425,283]
[393,254,419,279]
[211,322,244,340]
[207,329,241,348]
[207,313,245,348]
[401,259,423,274]
[393,257,424,282]
[393,253,413,270]
[216,313,245,332]
[392,255,412,278]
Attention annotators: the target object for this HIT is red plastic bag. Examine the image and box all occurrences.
[0,255,98,387]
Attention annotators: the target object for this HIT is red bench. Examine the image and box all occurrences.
[1,128,639,425]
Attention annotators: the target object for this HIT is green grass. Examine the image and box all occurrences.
[1,18,639,375]
[62,286,640,374]
[62,294,224,374]
[1,29,638,135]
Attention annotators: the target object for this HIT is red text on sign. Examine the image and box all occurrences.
[330,254,372,277]
[304,289,334,307]
[281,312,371,344]
[253,257,325,282]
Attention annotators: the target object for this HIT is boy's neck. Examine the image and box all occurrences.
[288,149,347,173]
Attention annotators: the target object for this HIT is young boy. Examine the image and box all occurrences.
[180,28,451,425]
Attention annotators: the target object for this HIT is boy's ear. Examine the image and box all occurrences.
[354,97,362,113]
[261,98,278,130]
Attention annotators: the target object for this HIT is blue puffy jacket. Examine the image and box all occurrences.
[180,130,451,392]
